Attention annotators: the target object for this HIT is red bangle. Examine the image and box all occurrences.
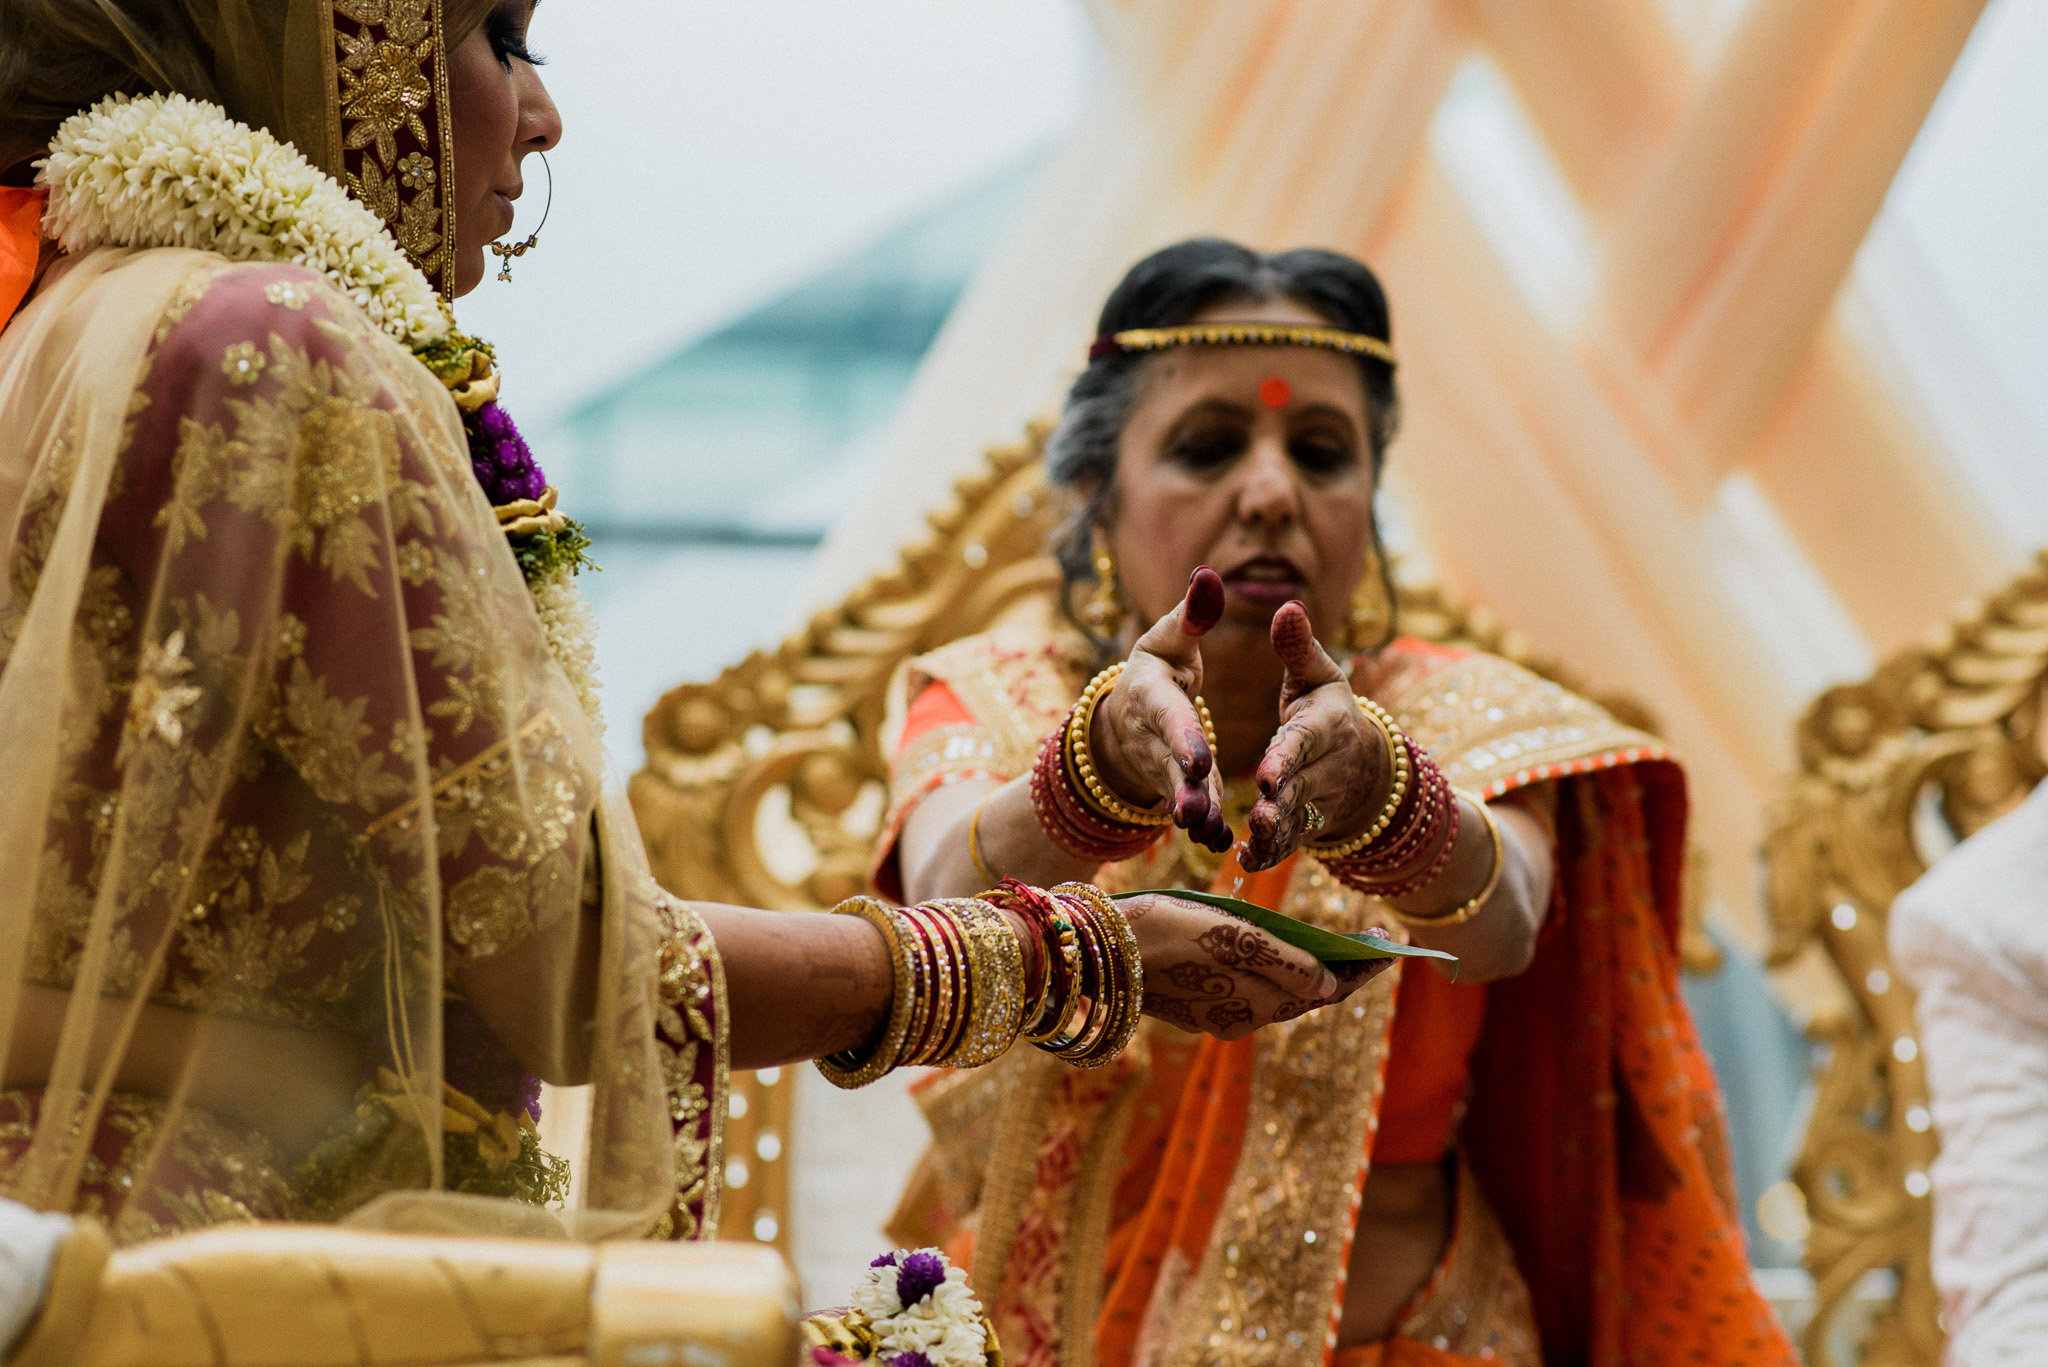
[1030,726,1158,862]
[1321,745,1463,899]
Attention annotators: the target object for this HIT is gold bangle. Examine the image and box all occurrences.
[969,795,999,887]
[932,897,1028,1068]
[1049,882,1144,1067]
[1068,664,1220,828]
[1305,696,1411,859]
[1395,792,1503,928]
[816,897,916,1089]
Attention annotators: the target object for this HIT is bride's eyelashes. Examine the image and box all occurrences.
[486,7,545,68]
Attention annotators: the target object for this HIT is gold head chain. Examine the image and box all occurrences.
[1088,322,1397,367]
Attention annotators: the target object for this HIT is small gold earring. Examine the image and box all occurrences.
[1344,547,1392,652]
[1083,532,1124,638]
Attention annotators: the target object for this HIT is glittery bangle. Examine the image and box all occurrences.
[1045,882,1143,1067]
[894,904,943,1067]
[1035,891,1109,1058]
[934,897,1028,1067]
[816,897,916,1090]
[1395,793,1503,928]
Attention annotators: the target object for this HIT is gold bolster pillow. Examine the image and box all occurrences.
[9,1220,800,1367]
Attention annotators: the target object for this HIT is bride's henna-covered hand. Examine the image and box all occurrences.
[1089,567,1234,852]
[1121,893,1391,1040]
[1242,600,1394,871]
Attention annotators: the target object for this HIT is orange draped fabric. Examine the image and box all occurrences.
[0,188,43,326]
[1459,762,1783,1364]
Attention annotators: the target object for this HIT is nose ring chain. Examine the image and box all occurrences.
[489,150,552,282]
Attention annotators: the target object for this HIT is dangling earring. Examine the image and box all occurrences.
[1082,529,1125,638]
[1344,542,1393,652]
[489,151,552,282]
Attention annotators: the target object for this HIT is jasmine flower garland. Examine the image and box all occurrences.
[40,92,602,727]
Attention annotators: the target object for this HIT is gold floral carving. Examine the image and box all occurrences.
[1764,550,2048,1366]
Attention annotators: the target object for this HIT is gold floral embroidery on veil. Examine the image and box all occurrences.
[326,0,454,291]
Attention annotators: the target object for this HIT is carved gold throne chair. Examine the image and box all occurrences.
[628,424,1716,1257]
[1765,552,2048,1365]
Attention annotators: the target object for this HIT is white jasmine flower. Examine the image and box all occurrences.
[530,568,604,732]
[41,93,449,349]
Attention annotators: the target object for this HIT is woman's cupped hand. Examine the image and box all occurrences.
[1087,567,1235,851]
[1122,892,1392,1039]
[1088,574,1395,872]
[1240,599,1395,872]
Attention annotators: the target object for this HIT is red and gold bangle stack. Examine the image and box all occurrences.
[816,878,1142,1088]
[816,893,1027,1088]
[1307,697,1463,900]
[969,879,1142,1070]
[1030,663,1216,865]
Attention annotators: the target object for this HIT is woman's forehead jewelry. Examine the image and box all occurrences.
[1258,376,1292,408]
[1088,322,1396,368]
[489,150,552,282]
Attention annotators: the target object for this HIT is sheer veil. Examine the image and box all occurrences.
[0,0,700,1241]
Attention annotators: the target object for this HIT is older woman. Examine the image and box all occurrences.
[0,0,1351,1262]
[879,240,1795,1366]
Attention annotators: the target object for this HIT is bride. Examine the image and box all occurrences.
[0,0,1364,1253]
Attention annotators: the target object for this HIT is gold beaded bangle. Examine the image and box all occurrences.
[1395,792,1504,929]
[1305,696,1411,859]
[816,897,916,1090]
[1067,664,1220,828]
[969,795,999,887]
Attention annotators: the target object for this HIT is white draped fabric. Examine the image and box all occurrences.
[1892,784,2048,1364]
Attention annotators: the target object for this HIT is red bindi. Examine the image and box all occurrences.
[1258,376,1292,408]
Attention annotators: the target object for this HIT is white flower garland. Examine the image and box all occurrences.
[40,92,604,730]
[43,93,448,348]
[847,1249,991,1367]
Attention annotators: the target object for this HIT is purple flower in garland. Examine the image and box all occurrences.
[886,1354,935,1367]
[466,400,546,505]
[894,1251,948,1309]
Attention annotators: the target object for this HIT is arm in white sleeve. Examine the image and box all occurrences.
[1891,782,2048,1366]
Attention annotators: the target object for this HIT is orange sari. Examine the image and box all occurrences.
[878,598,1794,1367]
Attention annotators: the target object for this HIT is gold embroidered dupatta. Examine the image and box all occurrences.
[882,599,1789,1367]
[0,243,717,1241]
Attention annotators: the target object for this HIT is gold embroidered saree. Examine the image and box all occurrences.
[879,595,1796,1367]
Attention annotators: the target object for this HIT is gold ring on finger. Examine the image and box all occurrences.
[1302,800,1326,832]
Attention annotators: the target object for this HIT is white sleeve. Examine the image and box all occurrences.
[0,1198,72,1357]
[1891,783,2048,1366]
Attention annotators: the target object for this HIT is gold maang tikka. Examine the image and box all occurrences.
[489,151,552,282]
